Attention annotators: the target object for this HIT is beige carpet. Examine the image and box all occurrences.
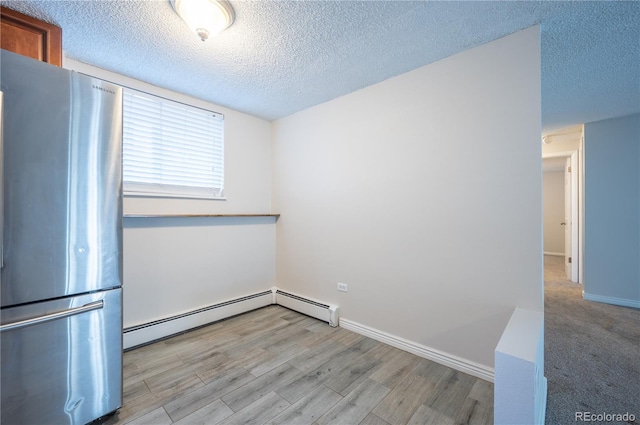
[544,255,640,424]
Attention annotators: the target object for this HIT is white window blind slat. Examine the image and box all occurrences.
[122,88,224,199]
[125,146,216,161]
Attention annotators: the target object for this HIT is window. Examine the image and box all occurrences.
[122,88,224,199]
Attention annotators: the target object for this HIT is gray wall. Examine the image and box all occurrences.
[584,113,640,306]
[272,27,542,371]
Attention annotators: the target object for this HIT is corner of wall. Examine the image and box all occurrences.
[494,308,546,425]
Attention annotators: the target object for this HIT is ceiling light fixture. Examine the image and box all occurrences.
[170,0,235,41]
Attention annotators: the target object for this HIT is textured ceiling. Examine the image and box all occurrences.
[2,0,639,132]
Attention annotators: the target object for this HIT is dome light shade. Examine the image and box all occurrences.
[170,0,234,41]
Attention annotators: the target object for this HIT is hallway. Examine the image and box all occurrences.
[544,255,640,424]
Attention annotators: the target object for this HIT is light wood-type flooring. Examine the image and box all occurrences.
[104,305,493,425]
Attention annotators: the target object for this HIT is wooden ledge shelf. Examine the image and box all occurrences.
[124,213,279,219]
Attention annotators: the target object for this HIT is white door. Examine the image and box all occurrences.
[563,153,579,282]
[570,151,579,282]
[564,157,572,279]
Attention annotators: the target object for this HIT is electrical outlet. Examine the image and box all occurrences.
[337,282,348,292]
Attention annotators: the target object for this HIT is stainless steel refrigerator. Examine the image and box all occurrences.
[0,49,123,424]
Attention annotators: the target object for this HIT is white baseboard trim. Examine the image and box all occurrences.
[543,251,564,257]
[124,288,497,384]
[340,318,494,382]
[123,290,273,349]
[583,292,640,309]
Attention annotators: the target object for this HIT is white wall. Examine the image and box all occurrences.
[272,27,542,370]
[541,139,580,155]
[541,126,581,155]
[584,113,640,307]
[65,58,276,329]
[543,171,565,255]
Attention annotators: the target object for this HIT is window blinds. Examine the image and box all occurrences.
[122,89,224,199]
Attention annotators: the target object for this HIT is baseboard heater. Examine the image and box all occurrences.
[123,287,339,349]
[123,290,273,349]
[272,287,339,327]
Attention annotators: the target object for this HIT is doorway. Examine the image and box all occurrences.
[542,125,584,283]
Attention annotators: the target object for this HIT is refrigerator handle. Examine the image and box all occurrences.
[0,300,104,333]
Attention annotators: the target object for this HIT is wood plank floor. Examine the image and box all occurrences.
[103,306,493,425]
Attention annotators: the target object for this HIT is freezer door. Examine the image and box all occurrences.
[1,50,123,307]
[1,288,122,425]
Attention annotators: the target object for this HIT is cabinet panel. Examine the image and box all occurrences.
[0,6,61,66]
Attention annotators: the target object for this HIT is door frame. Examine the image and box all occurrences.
[543,149,583,283]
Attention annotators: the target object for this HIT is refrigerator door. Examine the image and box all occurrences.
[0,50,123,307]
[1,288,123,425]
